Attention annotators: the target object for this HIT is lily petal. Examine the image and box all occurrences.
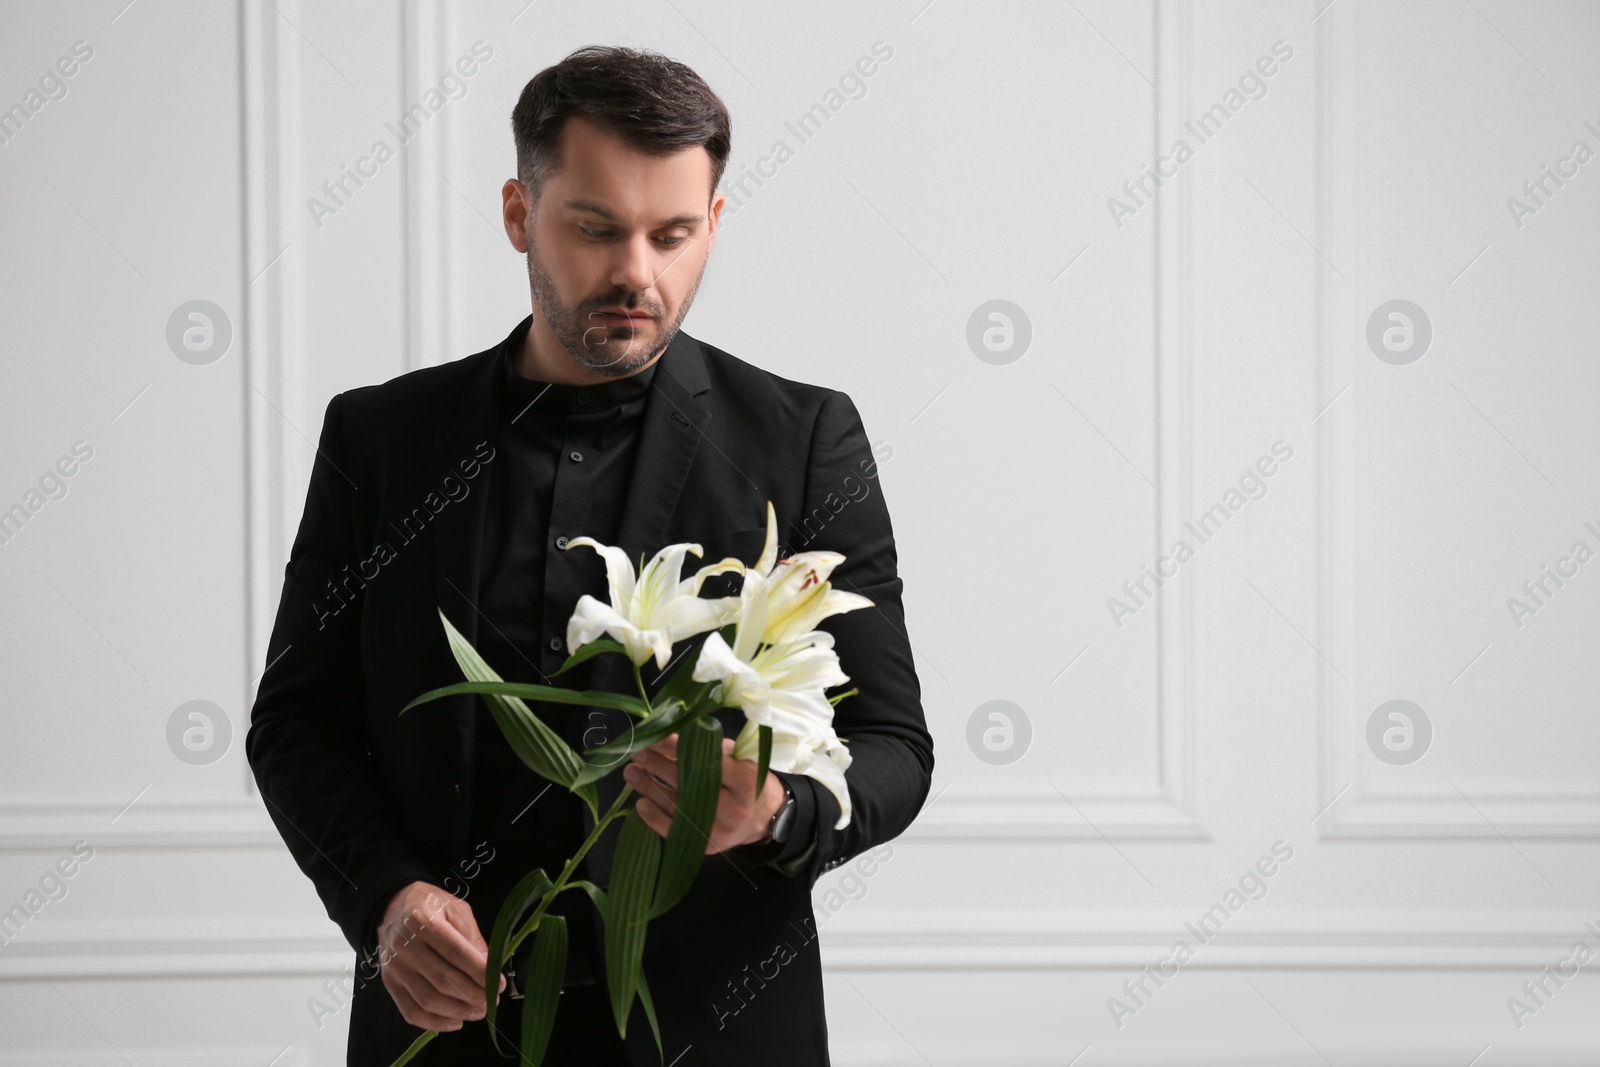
[565,536,637,606]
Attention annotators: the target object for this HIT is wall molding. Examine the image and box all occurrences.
[1309,2,1600,841]
[0,798,277,852]
[825,1042,1597,1067]
[5,912,1591,980]
[0,920,347,981]
[819,910,1599,971]
[0,1052,311,1067]
[904,782,1206,842]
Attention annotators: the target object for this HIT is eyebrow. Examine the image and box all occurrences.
[560,198,704,229]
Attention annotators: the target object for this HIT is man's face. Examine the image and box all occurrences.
[505,115,723,377]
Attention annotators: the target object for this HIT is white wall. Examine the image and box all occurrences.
[1,1,1596,1063]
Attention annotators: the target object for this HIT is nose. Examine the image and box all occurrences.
[610,231,659,295]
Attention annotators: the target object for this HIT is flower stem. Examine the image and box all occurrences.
[509,782,636,951]
[633,660,652,709]
[388,1027,436,1067]
[386,778,637,1067]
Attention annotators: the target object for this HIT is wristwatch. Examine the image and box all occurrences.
[767,777,797,845]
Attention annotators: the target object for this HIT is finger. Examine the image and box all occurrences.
[392,959,481,1022]
[408,941,487,1012]
[447,900,504,995]
[652,732,680,759]
[635,796,670,837]
[633,739,678,770]
[718,751,752,797]
[624,762,680,813]
[457,906,490,953]
[436,968,494,1019]
[421,908,493,981]
[631,747,680,789]
[386,980,467,1032]
[716,765,763,836]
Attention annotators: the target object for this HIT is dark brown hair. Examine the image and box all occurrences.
[511,45,731,204]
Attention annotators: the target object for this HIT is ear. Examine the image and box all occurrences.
[502,178,533,253]
[706,192,726,251]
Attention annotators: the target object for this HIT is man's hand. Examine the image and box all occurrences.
[624,735,787,852]
[376,881,506,1031]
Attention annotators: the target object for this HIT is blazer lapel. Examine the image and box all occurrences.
[426,317,714,879]
[587,327,713,881]
[610,327,712,573]
[429,322,518,834]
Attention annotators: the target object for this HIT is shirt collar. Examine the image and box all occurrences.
[500,333,660,414]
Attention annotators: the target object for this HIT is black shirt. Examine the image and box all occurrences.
[464,341,659,985]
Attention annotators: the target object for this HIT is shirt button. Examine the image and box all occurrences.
[555,535,569,550]
[569,450,584,463]
[576,393,593,407]
[549,637,564,652]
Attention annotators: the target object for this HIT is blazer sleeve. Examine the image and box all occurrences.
[759,389,935,886]
[245,392,436,956]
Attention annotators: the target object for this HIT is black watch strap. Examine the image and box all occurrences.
[768,778,797,844]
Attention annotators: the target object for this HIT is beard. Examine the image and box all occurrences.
[526,238,706,379]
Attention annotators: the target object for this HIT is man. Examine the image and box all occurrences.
[247,45,932,1066]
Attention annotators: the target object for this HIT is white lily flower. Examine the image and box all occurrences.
[691,567,856,828]
[734,717,853,831]
[693,626,849,740]
[564,537,744,671]
[744,501,875,645]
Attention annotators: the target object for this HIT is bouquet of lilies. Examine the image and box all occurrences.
[388,501,871,1066]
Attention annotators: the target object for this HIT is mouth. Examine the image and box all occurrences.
[592,310,654,326]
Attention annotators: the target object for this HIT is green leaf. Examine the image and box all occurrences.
[428,610,598,811]
[571,702,706,787]
[518,914,567,1067]
[637,970,664,1062]
[572,879,657,1055]
[647,633,712,712]
[755,724,773,800]
[551,638,629,676]
[569,879,607,911]
[605,810,660,1037]
[403,679,648,718]
[650,716,723,918]
[485,868,552,1057]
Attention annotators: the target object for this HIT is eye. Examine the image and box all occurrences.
[579,225,689,247]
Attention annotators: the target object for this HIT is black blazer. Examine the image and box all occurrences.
[246,316,934,1065]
